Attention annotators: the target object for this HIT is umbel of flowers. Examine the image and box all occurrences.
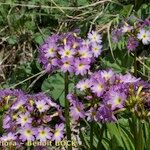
[38,30,103,150]
[67,69,150,122]
[0,89,65,149]
[112,18,150,52]
[38,31,102,75]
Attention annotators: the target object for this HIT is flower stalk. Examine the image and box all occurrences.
[132,117,144,150]
[90,121,94,150]
[64,72,72,150]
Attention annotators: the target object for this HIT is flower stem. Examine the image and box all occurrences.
[132,117,143,150]
[90,121,94,150]
[90,98,94,150]
[64,72,72,150]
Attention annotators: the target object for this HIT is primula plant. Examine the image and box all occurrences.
[0,0,150,150]
[38,30,102,149]
[68,70,150,149]
[0,89,65,149]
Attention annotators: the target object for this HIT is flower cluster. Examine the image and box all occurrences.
[0,89,65,149]
[112,18,150,52]
[68,69,150,122]
[38,31,102,75]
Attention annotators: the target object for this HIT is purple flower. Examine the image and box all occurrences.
[112,29,123,42]
[82,39,91,47]
[44,43,57,58]
[127,37,139,52]
[143,19,150,26]
[52,124,64,141]
[44,58,60,72]
[91,43,102,58]
[0,132,17,141]
[74,59,90,75]
[137,29,150,45]
[100,69,114,82]
[36,127,52,142]
[11,99,26,110]
[86,108,97,121]
[78,46,92,59]
[122,24,133,33]
[70,101,85,121]
[45,34,59,44]
[59,45,75,58]
[91,78,105,97]
[76,79,91,91]
[19,125,36,142]
[0,89,12,103]
[88,31,102,43]
[106,90,126,110]
[3,115,11,129]
[67,93,77,104]
[61,57,74,73]
[120,73,140,83]
[51,58,60,67]
[35,100,49,113]
[96,105,117,122]
[16,112,32,126]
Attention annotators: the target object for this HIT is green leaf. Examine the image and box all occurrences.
[118,124,134,150]
[34,33,44,44]
[25,21,36,30]
[120,5,134,17]
[107,123,124,148]
[41,73,74,107]
[102,59,123,73]
[7,36,18,45]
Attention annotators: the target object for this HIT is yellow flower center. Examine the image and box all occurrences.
[48,48,54,54]
[94,47,98,51]
[38,105,43,110]
[82,84,88,90]
[78,63,84,69]
[142,34,147,39]
[64,62,70,67]
[115,98,121,105]
[97,84,103,91]
[13,114,18,119]
[93,35,97,40]
[23,117,28,122]
[64,50,71,56]
[103,74,110,80]
[25,130,32,136]
[40,131,46,137]
[81,52,87,57]
[54,130,60,137]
